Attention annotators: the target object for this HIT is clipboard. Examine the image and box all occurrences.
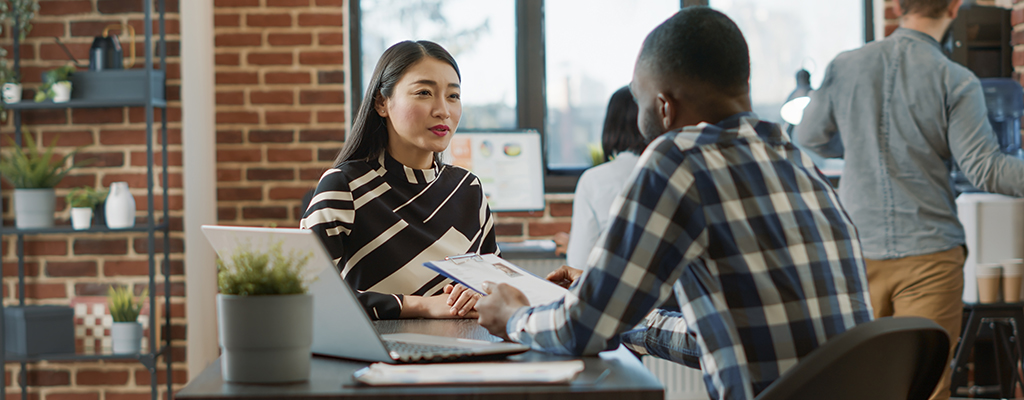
[423,253,568,306]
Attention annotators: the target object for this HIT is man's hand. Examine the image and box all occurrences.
[545,265,582,289]
[444,283,481,317]
[475,281,529,340]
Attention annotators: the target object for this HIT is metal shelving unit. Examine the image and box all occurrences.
[0,1,171,400]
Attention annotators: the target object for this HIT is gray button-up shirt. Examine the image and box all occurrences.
[796,27,1024,260]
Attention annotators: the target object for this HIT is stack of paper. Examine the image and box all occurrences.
[353,360,585,386]
[424,253,568,305]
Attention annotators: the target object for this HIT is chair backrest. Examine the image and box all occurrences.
[755,316,949,400]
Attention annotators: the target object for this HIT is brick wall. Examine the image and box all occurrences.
[1,1,186,399]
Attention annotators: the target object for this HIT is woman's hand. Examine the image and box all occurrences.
[545,265,583,289]
[444,283,482,317]
[400,288,480,319]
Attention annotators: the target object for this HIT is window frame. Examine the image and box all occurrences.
[348,0,874,193]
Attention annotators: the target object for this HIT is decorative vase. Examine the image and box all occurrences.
[217,293,313,383]
[51,81,71,103]
[2,83,21,103]
[110,321,142,353]
[13,188,56,229]
[105,182,135,229]
[70,207,93,230]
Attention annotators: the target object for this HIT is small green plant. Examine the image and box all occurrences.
[34,64,74,102]
[108,285,147,323]
[66,186,105,208]
[217,242,313,296]
[0,132,88,188]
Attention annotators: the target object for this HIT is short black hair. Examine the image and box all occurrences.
[638,7,749,93]
[602,86,647,162]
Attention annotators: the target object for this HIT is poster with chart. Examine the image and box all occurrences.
[447,131,545,212]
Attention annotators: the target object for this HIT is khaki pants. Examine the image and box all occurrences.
[866,246,966,400]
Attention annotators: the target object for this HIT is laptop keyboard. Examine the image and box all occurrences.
[384,340,473,362]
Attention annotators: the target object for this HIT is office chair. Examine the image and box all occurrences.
[756,317,949,400]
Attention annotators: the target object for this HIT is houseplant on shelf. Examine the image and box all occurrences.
[66,187,105,230]
[217,241,314,383]
[107,285,147,354]
[0,132,87,228]
[34,64,74,103]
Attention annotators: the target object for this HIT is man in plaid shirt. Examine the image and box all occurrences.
[476,7,873,400]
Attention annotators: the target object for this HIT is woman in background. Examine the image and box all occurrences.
[301,40,497,320]
[565,86,648,269]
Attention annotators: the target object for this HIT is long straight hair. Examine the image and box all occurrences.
[334,41,461,167]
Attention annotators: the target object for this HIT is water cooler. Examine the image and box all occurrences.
[959,78,1024,303]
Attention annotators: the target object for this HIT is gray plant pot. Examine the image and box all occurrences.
[13,188,55,229]
[217,293,313,383]
[111,321,142,354]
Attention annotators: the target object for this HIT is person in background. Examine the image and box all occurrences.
[476,8,872,400]
[795,1,1024,398]
[301,40,498,320]
[565,86,648,270]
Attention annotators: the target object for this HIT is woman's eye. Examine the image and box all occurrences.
[449,93,461,100]
[416,90,431,96]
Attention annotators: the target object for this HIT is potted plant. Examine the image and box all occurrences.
[65,187,105,230]
[0,59,19,104]
[107,285,147,354]
[34,64,74,103]
[217,242,313,383]
[0,132,87,228]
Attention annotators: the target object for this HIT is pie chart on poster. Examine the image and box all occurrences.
[504,143,522,157]
[479,141,493,157]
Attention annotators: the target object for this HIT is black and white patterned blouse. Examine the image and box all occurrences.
[300,152,499,319]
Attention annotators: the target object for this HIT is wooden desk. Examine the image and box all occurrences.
[174,319,665,400]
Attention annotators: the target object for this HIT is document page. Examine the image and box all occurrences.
[424,254,568,306]
[353,360,585,386]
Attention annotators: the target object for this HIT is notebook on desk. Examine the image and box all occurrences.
[200,225,530,364]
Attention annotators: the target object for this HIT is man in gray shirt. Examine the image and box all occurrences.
[797,0,1024,398]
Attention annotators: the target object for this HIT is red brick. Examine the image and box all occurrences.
[134,368,188,385]
[250,90,293,105]
[549,202,573,217]
[26,22,66,38]
[885,5,900,19]
[317,0,344,4]
[104,260,149,276]
[267,111,311,124]
[42,130,93,147]
[1016,50,1024,69]
[247,168,294,181]
[317,70,345,84]
[74,282,113,296]
[18,283,67,299]
[884,24,898,37]
[318,32,344,46]
[496,210,544,218]
[162,129,183,145]
[248,52,293,65]
[300,90,343,104]
[218,168,242,181]
[1013,7,1024,26]
[40,42,88,61]
[25,240,68,256]
[269,33,312,46]
[217,149,262,163]
[168,303,186,318]
[300,129,343,142]
[23,109,68,125]
[217,187,262,201]
[76,151,124,168]
[299,168,325,180]
[317,110,345,123]
[1014,29,1024,47]
[127,19,182,36]
[162,173,183,189]
[214,14,240,27]
[216,72,259,85]
[217,111,259,124]
[247,14,292,27]
[215,33,261,47]
[268,0,310,6]
[265,71,311,84]
[100,129,146,145]
[216,0,259,6]
[217,130,243,144]
[243,206,288,219]
[104,393,149,400]
[20,66,50,84]
[133,237,184,254]
[101,174,147,188]
[2,261,39,277]
[55,173,96,189]
[148,281,185,296]
[27,369,70,386]
[75,370,129,386]
[127,105,182,124]
[299,51,343,65]
[129,151,182,167]
[216,91,244,105]
[71,108,124,124]
[40,1,92,15]
[74,238,128,255]
[97,0,142,13]
[215,53,240,66]
[0,43,36,60]
[527,221,571,237]
[249,129,294,142]
[269,187,312,200]
[495,222,523,236]
[167,84,182,101]
[46,261,98,277]
[44,392,99,400]
[298,13,343,27]
[218,206,237,221]
[168,324,187,340]
[268,149,312,162]
[318,147,341,161]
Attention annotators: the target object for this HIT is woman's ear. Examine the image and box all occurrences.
[374,95,389,118]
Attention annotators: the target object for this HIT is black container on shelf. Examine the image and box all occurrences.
[4,305,75,355]
[69,70,165,103]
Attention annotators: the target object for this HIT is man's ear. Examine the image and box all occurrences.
[657,92,675,133]
[374,95,389,118]
[948,0,963,19]
[892,1,903,17]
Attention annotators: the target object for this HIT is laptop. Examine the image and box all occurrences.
[201,225,530,363]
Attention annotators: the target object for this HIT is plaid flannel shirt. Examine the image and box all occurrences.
[506,113,873,400]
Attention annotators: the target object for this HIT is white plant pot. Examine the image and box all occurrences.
[13,188,55,229]
[218,293,313,383]
[52,81,71,103]
[70,207,93,230]
[105,182,135,229]
[111,321,143,354]
[2,82,21,103]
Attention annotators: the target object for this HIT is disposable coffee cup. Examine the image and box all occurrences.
[977,263,1003,303]
[1001,259,1024,303]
